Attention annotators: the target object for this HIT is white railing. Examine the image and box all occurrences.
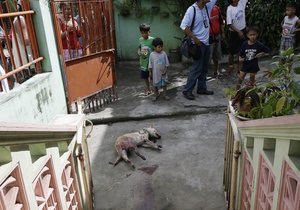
[0,113,93,210]
[224,102,300,210]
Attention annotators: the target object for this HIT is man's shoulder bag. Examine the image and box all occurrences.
[180,6,201,59]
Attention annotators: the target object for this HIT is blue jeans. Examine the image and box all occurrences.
[183,44,210,93]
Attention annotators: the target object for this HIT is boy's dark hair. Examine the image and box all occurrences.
[153,37,163,47]
[286,2,297,10]
[228,0,233,5]
[139,23,150,32]
[246,26,259,34]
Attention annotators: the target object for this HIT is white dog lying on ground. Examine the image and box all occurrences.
[110,125,162,169]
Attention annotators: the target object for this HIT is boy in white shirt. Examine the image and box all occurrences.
[226,0,248,75]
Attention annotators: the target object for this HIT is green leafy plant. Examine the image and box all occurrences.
[228,48,300,119]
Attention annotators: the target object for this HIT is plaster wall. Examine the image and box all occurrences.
[0,0,68,124]
[114,1,184,60]
[0,73,66,124]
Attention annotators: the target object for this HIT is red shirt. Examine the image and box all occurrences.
[60,18,81,50]
[209,6,223,35]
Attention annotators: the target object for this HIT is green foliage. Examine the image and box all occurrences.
[230,48,300,119]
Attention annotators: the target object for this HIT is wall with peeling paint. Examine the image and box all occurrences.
[0,1,68,124]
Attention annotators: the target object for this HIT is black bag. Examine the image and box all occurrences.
[180,6,201,59]
[189,43,201,59]
[180,35,192,58]
[181,35,201,59]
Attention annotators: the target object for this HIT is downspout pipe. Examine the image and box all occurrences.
[230,140,241,210]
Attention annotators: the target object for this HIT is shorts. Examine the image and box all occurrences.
[241,70,257,76]
[153,79,167,87]
[210,34,222,61]
[140,70,149,79]
[229,28,246,55]
[280,37,295,51]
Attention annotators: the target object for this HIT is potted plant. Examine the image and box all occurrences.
[226,48,300,120]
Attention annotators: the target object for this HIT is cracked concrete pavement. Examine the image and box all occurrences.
[86,56,283,210]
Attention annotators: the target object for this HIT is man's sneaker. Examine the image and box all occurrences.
[197,90,214,95]
[183,92,195,100]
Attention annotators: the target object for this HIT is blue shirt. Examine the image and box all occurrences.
[180,1,217,45]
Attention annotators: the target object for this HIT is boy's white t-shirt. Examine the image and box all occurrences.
[148,51,170,85]
[282,16,299,38]
[226,0,248,31]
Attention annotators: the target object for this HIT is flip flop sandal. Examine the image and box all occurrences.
[144,91,152,96]
[163,95,170,100]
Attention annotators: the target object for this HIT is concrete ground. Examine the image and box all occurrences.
[86,56,285,210]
